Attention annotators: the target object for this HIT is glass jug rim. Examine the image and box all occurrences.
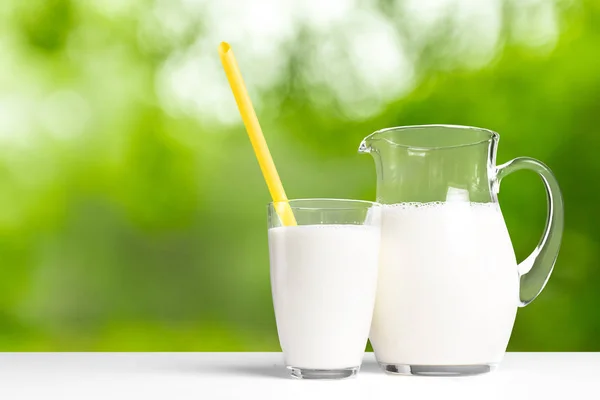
[366,124,499,150]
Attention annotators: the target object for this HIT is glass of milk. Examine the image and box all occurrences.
[268,199,382,379]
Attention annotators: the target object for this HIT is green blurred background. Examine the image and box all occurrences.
[0,0,597,351]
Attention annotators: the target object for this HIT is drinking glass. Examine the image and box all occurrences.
[268,199,382,379]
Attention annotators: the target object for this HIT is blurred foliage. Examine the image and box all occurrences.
[0,0,598,351]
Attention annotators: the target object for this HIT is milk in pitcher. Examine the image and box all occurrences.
[370,202,519,367]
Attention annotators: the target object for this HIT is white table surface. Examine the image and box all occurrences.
[0,352,596,400]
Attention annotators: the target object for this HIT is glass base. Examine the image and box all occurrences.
[288,366,359,380]
[379,363,497,376]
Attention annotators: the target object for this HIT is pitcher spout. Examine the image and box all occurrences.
[358,139,370,154]
[358,131,379,154]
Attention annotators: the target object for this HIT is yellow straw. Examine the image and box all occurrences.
[218,42,296,226]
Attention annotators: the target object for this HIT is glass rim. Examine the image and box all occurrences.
[367,124,499,150]
[268,198,380,210]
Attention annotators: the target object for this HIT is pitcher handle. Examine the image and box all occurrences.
[495,157,564,307]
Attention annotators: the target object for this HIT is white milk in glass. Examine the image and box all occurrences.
[370,202,519,366]
[269,225,380,369]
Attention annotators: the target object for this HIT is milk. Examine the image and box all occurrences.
[370,202,519,366]
[269,225,380,369]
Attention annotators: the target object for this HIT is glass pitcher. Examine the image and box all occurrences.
[358,125,563,376]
